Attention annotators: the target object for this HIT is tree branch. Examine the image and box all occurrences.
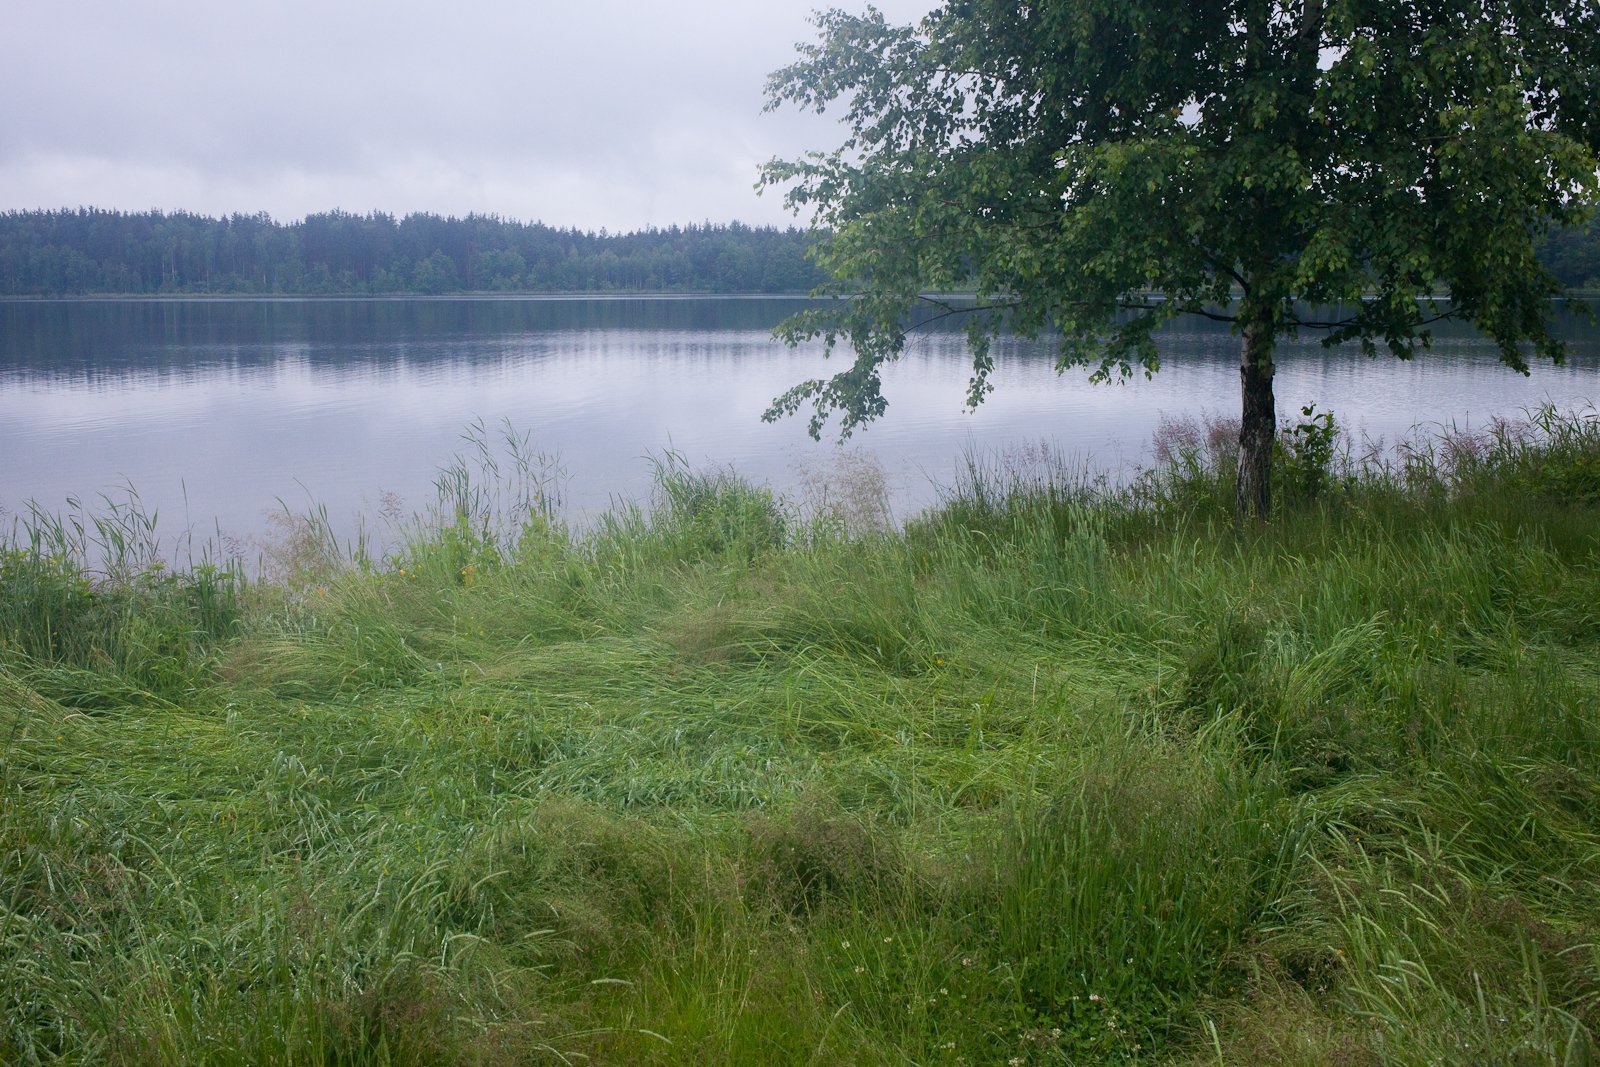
[906,297,1021,331]
[1296,0,1323,53]
[1287,309,1457,330]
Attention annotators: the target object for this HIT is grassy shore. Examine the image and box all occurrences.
[4,408,1599,1065]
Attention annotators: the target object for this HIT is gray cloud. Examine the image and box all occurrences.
[1,0,932,230]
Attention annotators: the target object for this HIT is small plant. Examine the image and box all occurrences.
[1275,403,1342,503]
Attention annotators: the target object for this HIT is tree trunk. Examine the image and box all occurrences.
[1236,313,1276,518]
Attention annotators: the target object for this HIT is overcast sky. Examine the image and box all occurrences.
[1,0,933,232]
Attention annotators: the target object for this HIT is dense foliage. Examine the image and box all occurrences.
[0,209,826,296]
[4,410,1600,1063]
[761,0,1600,515]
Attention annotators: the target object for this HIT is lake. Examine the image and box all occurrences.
[2,296,1597,560]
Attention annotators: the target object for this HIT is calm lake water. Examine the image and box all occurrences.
[3,296,1597,557]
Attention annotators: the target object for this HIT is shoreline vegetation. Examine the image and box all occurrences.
[5,407,1600,1063]
[2,207,1598,299]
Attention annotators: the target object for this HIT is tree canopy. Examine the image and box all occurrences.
[762,0,1600,515]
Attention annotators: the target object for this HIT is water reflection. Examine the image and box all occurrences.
[2,297,1596,551]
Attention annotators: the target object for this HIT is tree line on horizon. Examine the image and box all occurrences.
[1542,221,1600,291]
[0,207,1596,299]
[0,209,829,296]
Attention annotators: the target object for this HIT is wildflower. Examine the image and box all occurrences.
[853,966,865,974]
[961,957,974,967]
[1089,993,1102,1003]
[883,936,893,943]
[840,940,850,949]
[1009,1058,1025,1066]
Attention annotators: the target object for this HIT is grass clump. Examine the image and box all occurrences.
[1,495,243,706]
[3,405,1600,1063]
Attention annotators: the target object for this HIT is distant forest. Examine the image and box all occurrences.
[0,209,827,296]
[0,207,1597,298]
[1542,221,1600,291]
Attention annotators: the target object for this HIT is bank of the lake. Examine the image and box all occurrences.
[4,412,1599,1064]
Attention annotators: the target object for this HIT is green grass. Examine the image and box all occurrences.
[3,406,1599,1064]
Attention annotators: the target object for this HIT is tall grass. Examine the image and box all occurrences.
[3,405,1598,1063]
[0,488,243,706]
